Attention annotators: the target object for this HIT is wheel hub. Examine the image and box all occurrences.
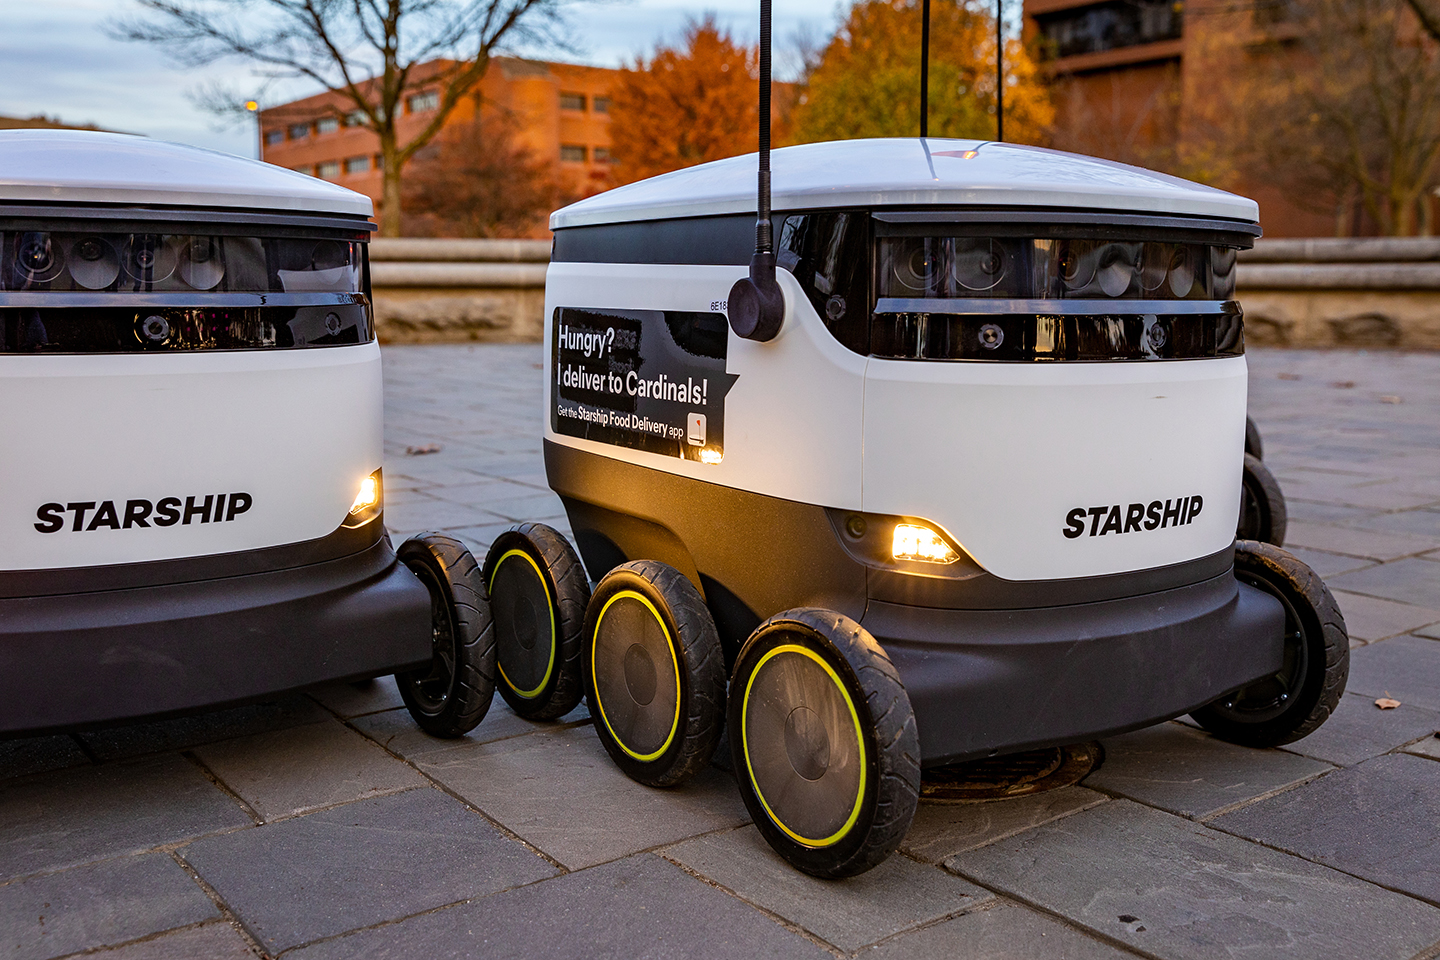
[783,705,831,781]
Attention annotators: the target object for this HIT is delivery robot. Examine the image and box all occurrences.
[487,136,1348,877]
[0,130,493,740]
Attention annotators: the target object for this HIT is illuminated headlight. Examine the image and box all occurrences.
[892,522,960,564]
[346,469,383,526]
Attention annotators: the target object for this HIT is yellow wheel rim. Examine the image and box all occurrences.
[590,589,683,762]
[490,549,556,699]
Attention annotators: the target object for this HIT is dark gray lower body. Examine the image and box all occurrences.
[546,440,1288,766]
[0,523,433,735]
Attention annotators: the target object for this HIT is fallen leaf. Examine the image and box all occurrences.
[1376,697,1401,710]
[1331,380,1355,389]
[406,443,443,456]
[1380,395,1402,404]
[1277,372,1302,380]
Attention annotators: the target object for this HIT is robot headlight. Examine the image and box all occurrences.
[892,523,961,564]
[346,469,383,527]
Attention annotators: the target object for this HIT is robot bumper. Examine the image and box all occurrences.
[0,524,434,735]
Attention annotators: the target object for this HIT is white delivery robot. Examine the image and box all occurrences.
[489,135,1350,877]
[0,131,494,739]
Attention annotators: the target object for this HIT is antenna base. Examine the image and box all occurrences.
[727,251,784,342]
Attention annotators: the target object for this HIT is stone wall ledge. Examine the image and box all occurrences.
[368,238,550,262]
[370,262,549,287]
[1242,237,1440,263]
[1238,263,1440,290]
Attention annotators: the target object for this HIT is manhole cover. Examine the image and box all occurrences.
[920,741,1102,803]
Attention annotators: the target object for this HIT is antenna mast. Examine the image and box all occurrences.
[726,0,785,342]
[996,0,1004,142]
[920,0,930,138]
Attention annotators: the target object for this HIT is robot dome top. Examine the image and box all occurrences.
[551,138,1258,230]
[0,130,372,218]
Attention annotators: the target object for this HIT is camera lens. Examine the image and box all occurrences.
[951,238,1007,291]
[69,237,120,289]
[1096,243,1139,297]
[122,235,177,284]
[179,238,225,290]
[139,314,171,344]
[14,232,64,283]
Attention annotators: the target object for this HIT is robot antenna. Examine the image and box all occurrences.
[726,0,785,342]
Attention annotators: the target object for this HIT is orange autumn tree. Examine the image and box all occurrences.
[791,0,1052,144]
[607,17,762,184]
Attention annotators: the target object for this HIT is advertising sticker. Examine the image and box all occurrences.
[551,307,738,463]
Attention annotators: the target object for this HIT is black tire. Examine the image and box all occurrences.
[1191,540,1349,747]
[1238,452,1288,546]
[484,523,589,720]
[1245,415,1264,460]
[729,608,920,879]
[396,533,496,738]
[584,560,725,787]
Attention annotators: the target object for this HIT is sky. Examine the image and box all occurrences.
[0,0,851,160]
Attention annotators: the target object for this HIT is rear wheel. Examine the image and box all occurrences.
[1191,540,1348,747]
[729,609,919,878]
[484,523,589,720]
[585,561,725,787]
[1238,452,1287,546]
[396,533,496,737]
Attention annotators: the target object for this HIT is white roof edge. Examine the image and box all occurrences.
[551,139,1259,230]
[0,130,375,219]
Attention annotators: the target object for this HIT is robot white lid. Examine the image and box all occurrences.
[551,138,1259,229]
[0,130,373,220]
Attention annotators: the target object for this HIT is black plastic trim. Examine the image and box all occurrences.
[0,204,376,235]
[0,534,432,736]
[0,513,386,599]
[872,208,1261,243]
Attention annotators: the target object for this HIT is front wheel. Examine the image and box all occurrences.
[1191,540,1348,747]
[396,533,496,738]
[730,609,919,878]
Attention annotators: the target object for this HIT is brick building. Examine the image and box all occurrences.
[259,58,618,236]
[1023,0,1335,236]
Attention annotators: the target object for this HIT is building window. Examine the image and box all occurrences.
[1034,0,1183,59]
[374,153,384,170]
[288,122,311,139]
[344,155,370,174]
[559,92,587,111]
[406,90,439,113]
[347,109,368,127]
[560,144,587,162]
[264,129,285,146]
[317,116,339,134]
[317,160,341,179]
[592,96,611,114]
[593,146,612,162]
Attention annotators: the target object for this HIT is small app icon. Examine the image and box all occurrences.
[687,413,706,446]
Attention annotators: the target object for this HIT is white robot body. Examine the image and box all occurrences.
[0,131,431,733]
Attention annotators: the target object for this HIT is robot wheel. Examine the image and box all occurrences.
[584,560,726,787]
[729,609,920,879]
[395,533,497,738]
[1191,540,1350,747]
[1238,453,1288,547]
[484,523,590,720]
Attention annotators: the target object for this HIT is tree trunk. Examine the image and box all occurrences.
[379,130,403,237]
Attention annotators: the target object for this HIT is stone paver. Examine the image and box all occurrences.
[901,787,1109,863]
[1213,753,1440,904]
[1330,556,1440,609]
[349,699,589,762]
[0,756,251,881]
[414,725,748,869]
[75,696,329,762]
[1347,634,1440,711]
[80,923,257,959]
[0,854,217,960]
[945,800,1440,960]
[0,735,90,782]
[663,825,993,952]
[179,788,556,953]
[1283,519,1438,561]
[1082,722,1333,819]
[285,854,831,960]
[1283,691,1440,766]
[1406,734,1440,760]
[1330,590,1440,642]
[1280,545,1375,579]
[191,719,426,822]
[306,676,407,718]
[859,901,1138,960]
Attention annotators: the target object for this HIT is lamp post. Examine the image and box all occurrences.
[245,100,261,161]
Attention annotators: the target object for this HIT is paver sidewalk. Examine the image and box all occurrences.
[3,345,1440,960]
